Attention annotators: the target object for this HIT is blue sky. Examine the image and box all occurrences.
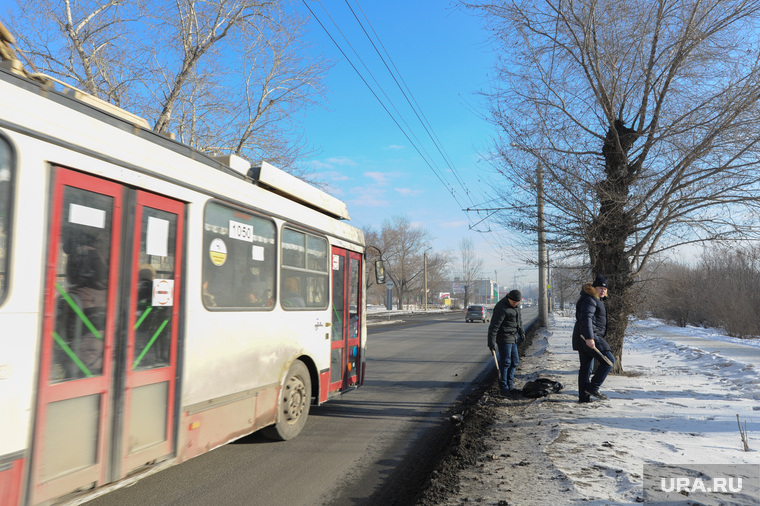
[1,0,533,290]
[297,1,536,290]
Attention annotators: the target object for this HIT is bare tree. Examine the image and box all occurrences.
[5,0,139,105]
[364,224,451,309]
[696,246,760,336]
[551,263,585,311]
[465,0,760,371]
[364,216,434,310]
[458,238,483,308]
[646,244,760,337]
[150,3,327,172]
[5,0,328,173]
[423,250,452,306]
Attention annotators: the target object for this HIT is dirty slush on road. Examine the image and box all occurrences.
[361,326,578,506]
[413,381,500,505]
[409,330,561,506]
[410,325,604,506]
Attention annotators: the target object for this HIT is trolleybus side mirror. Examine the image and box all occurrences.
[374,260,385,284]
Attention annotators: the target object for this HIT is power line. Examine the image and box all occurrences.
[311,1,449,191]
[345,0,475,207]
[303,0,456,201]
[302,1,523,271]
[302,0,482,214]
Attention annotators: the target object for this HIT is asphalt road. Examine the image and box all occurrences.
[85,310,521,506]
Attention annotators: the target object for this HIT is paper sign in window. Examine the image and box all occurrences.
[152,278,174,306]
[146,217,169,257]
[69,203,106,229]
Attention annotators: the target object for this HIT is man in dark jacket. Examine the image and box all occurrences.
[488,289,526,396]
[572,274,615,403]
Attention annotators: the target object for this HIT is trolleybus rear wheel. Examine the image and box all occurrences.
[262,359,311,441]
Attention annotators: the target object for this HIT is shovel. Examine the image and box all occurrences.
[491,348,500,373]
[582,334,614,367]
[593,347,614,367]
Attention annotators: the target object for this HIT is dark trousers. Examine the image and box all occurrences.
[578,348,614,400]
[497,342,519,393]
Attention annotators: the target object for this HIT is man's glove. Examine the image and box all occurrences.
[488,344,495,351]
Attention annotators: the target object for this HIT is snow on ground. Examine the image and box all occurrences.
[443,314,760,505]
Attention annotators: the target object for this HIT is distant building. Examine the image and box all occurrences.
[450,278,501,305]
[472,279,497,304]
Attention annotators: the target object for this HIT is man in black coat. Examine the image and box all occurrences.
[488,289,525,396]
[572,274,615,403]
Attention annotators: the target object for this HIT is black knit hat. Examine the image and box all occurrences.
[592,274,608,288]
[506,289,522,302]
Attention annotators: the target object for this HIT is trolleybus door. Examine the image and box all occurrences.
[120,190,183,477]
[31,168,183,503]
[329,247,362,394]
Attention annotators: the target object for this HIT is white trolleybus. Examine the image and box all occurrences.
[0,30,379,506]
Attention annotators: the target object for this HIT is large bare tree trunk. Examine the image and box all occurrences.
[590,120,638,372]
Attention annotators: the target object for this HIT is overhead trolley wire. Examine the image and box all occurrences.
[304,0,518,264]
[345,0,475,207]
[303,0,453,197]
[313,0,445,187]
[302,0,480,214]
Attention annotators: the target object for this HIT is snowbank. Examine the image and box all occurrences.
[444,314,760,505]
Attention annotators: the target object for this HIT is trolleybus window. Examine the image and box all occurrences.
[0,136,12,303]
[52,188,113,382]
[202,201,276,309]
[134,207,178,371]
[281,228,328,310]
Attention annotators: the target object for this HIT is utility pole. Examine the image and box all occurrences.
[537,160,548,328]
[547,250,553,313]
[424,251,428,312]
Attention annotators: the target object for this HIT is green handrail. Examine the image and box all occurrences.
[133,318,169,370]
[52,331,92,378]
[55,283,102,339]
[134,306,152,330]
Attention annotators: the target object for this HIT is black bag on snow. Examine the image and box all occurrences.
[521,378,564,398]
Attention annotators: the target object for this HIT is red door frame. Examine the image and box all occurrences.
[328,248,362,394]
[345,251,362,388]
[120,190,183,476]
[30,168,183,502]
[31,168,123,503]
